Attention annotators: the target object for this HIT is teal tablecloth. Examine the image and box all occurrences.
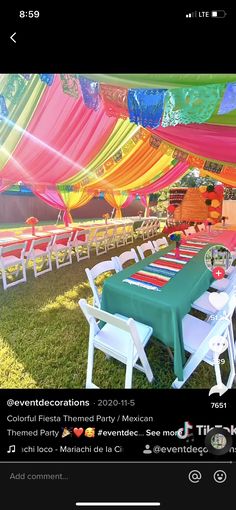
[101,244,214,381]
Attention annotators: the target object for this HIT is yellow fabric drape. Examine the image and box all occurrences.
[104,191,129,218]
[58,188,95,222]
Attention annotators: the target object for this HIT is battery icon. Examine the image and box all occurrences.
[211,10,227,18]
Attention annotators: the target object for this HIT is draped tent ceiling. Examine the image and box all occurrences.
[0,73,236,220]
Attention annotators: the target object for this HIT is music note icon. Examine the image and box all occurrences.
[7,445,16,453]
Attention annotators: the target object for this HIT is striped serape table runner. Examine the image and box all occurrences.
[123,241,208,291]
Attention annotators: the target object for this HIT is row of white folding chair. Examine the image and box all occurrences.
[89,224,134,256]
[135,219,160,240]
[137,237,169,260]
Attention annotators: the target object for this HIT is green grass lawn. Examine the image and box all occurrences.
[0,234,234,389]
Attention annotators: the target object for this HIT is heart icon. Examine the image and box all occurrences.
[209,292,229,310]
[73,427,84,438]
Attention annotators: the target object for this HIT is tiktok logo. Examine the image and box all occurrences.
[176,421,194,439]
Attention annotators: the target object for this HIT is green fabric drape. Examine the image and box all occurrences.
[0,75,46,171]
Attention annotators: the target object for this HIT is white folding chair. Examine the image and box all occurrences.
[210,266,236,291]
[112,248,139,271]
[124,222,134,245]
[137,241,155,260]
[184,226,196,236]
[197,223,206,232]
[51,232,73,268]
[85,260,119,308]
[79,298,154,388]
[152,219,160,236]
[152,237,169,251]
[191,278,236,359]
[115,224,126,248]
[0,242,27,290]
[135,220,150,240]
[25,236,53,277]
[70,229,90,262]
[172,314,235,389]
[106,226,116,251]
[90,227,107,256]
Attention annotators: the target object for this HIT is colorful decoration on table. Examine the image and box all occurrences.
[25,216,39,236]
[60,74,79,98]
[39,74,54,86]
[218,83,236,114]
[128,88,166,128]
[221,216,228,226]
[168,231,183,258]
[100,84,128,119]
[0,95,8,118]
[102,213,110,224]
[162,84,225,127]
[205,199,212,206]
[79,76,100,110]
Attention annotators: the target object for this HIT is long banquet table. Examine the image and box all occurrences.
[101,242,215,382]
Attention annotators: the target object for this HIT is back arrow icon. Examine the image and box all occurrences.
[10,33,16,43]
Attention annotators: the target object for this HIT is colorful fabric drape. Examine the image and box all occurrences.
[104,191,132,218]
[63,119,139,186]
[218,83,236,115]
[162,84,225,127]
[0,75,46,171]
[33,187,94,225]
[140,195,150,217]
[128,89,165,128]
[0,75,116,184]
[81,74,236,89]
[135,162,189,194]
[153,123,236,165]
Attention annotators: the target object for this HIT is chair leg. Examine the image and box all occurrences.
[86,339,96,388]
[125,358,133,388]
[172,345,209,389]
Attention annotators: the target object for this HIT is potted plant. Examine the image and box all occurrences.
[25,216,39,236]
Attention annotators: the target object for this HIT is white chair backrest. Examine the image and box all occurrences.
[137,241,155,260]
[0,241,27,256]
[198,223,206,231]
[185,227,196,236]
[153,237,168,250]
[86,260,118,280]
[79,298,133,333]
[112,249,139,270]
[53,232,72,243]
[30,236,53,249]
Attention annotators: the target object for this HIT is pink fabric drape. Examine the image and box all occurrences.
[32,187,71,226]
[1,75,117,185]
[135,162,189,194]
[152,124,236,164]
[0,180,11,192]
[121,193,135,208]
